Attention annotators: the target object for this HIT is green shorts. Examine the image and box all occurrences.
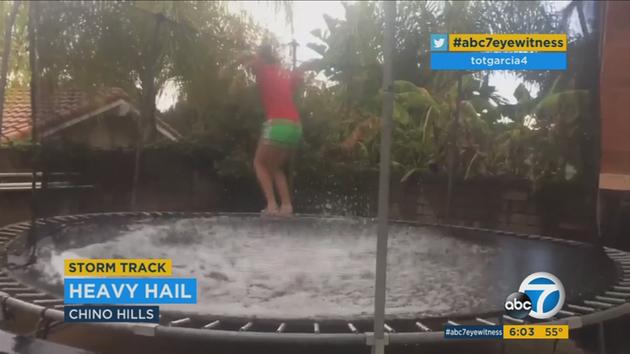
[262,119,302,148]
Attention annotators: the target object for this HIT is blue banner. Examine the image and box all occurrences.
[64,278,197,304]
[64,305,160,323]
[444,325,504,339]
[431,52,566,70]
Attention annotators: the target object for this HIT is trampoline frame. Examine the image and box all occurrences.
[0,211,629,348]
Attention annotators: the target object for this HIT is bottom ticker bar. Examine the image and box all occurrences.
[444,325,569,340]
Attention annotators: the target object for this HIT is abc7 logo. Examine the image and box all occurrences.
[505,272,565,320]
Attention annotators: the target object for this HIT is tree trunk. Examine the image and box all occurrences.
[0,1,20,139]
[130,14,164,208]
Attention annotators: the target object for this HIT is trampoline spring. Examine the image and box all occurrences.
[169,318,191,327]
[202,320,220,329]
[384,324,395,333]
[15,293,48,299]
[613,286,630,292]
[605,291,630,298]
[595,296,625,304]
[619,282,630,287]
[502,315,525,324]
[557,310,577,317]
[53,305,65,309]
[276,323,286,333]
[2,287,33,292]
[313,322,320,334]
[347,323,358,334]
[8,225,29,231]
[607,252,626,257]
[584,300,614,309]
[567,304,595,313]
[0,282,20,287]
[33,299,64,305]
[446,320,460,326]
[415,321,430,332]
[239,322,253,332]
[475,318,496,325]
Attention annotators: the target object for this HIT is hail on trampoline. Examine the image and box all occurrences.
[18,217,501,320]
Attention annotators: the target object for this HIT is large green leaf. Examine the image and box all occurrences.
[534,89,590,122]
[396,90,437,111]
[393,103,411,125]
[392,80,419,93]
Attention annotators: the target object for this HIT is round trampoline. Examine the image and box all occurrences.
[0,212,629,346]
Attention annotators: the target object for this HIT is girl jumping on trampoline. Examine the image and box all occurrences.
[241,44,304,216]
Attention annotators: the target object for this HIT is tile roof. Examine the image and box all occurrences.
[1,87,129,143]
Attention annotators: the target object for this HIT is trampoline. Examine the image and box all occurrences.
[0,211,629,347]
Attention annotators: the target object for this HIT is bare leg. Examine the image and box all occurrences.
[273,169,293,216]
[254,142,278,214]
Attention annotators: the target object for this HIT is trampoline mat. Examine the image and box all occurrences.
[6,215,618,320]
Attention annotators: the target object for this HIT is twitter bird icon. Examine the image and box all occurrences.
[430,34,448,51]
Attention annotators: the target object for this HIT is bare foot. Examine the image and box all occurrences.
[278,205,293,217]
[261,205,279,217]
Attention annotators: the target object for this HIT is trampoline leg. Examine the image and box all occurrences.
[34,317,51,339]
[498,316,505,354]
[597,323,606,354]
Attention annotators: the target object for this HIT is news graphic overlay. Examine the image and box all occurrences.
[430,33,567,71]
[445,271,568,340]
[444,324,568,340]
[430,33,448,51]
[63,259,197,323]
[518,272,565,320]
[503,325,568,340]
[504,291,532,319]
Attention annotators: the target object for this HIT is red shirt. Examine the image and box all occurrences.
[253,59,302,122]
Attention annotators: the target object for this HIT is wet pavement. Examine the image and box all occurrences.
[0,329,92,354]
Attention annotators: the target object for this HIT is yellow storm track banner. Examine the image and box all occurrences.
[64,259,172,276]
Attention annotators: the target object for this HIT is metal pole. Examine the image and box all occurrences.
[373,1,395,354]
[290,39,298,71]
[27,1,39,259]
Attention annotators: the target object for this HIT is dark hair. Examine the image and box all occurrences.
[257,44,279,64]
